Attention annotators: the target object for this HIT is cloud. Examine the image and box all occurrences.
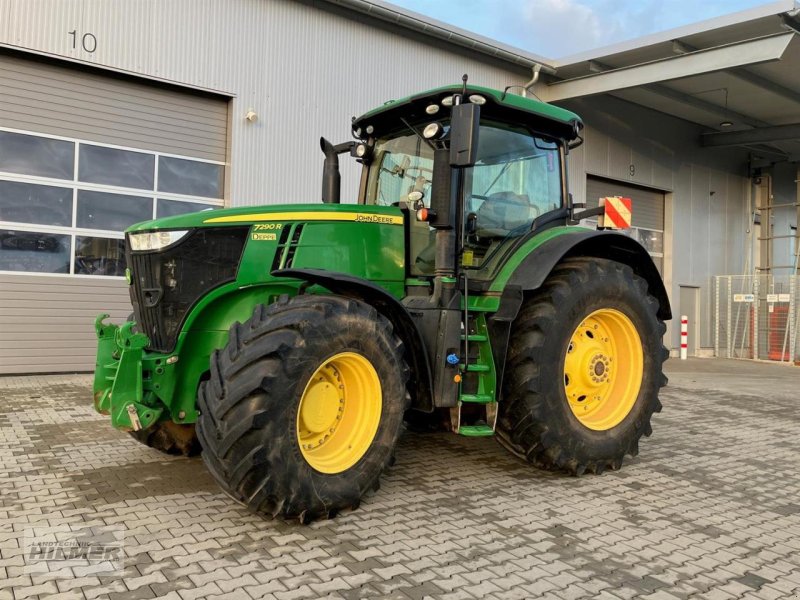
[391,0,768,57]
[514,0,623,56]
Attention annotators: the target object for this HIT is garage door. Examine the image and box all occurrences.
[0,50,229,374]
[585,176,665,273]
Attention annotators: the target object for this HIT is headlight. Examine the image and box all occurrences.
[128,230,189,252]
[423,122,444,139]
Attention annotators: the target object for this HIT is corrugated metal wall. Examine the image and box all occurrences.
[769,162,799,272]
[672,163,749,350]
[0,0,526,204]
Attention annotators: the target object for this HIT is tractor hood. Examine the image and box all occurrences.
[126,203,404,233]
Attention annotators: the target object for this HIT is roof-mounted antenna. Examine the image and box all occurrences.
[453,73,468,106]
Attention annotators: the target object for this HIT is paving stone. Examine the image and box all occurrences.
[177,582,223,600]
[3,364,800,600]
[151,580,197,597]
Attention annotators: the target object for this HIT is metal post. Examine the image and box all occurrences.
[789,274,796,363]
[680,315,688,360]
[753,276,760,359]
[714,278,720,358]
[794,276,799,363]
[726,276,732,358]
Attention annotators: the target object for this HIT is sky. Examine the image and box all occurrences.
[388,0,775,58]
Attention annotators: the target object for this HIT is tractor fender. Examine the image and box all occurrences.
[488,230,671,402]
[507,229,671,319]
[271,268,434,412]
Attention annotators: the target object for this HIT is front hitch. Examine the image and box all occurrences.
[92,315,163,431]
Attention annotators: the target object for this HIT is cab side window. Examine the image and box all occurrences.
[463,123,562,268]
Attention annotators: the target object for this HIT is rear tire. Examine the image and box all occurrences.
[196,294,409,522]
[128,422,200,456]
[497,258,667,475]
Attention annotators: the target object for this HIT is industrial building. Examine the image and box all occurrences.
[0,0,798,373]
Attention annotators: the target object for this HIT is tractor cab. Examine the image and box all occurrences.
[350,83,581,278]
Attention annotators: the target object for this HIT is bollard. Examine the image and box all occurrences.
[680,315,688,360]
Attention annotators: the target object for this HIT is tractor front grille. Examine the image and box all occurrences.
[127,227,249,352]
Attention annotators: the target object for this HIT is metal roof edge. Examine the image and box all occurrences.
[317,0,558,71]
[553,0,799,67]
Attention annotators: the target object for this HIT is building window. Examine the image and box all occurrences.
[158,156,223,198]
[79,144,155,190]
[76,190,153,231]
[0,180,73,226]
[0,131,74,180]
[74,236,127,277]
[0,229,71,273]
[157,198,216,218]
[0,127,225,278]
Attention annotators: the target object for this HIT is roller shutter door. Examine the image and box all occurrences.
[0,52,227,162]
[585,176,664,231]
[584,176,665,273]
[0,51,229,374]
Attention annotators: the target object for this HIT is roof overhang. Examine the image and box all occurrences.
[536,1,800,165]
[553,0,799,67]
[537,33,795,103]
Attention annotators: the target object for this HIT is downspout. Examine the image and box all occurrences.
[521,64,542,98]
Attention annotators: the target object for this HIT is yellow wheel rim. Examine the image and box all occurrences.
[296,352,382,474]
[563,308,643,431]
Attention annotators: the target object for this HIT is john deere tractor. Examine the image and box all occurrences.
[94,79,669,522]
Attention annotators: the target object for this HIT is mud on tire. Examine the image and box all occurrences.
[196,294,409,523]
[497,257,668,475]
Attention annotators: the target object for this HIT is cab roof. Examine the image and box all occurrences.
[353,84,583,141]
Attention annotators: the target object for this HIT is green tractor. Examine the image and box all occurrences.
[93,79,669,522]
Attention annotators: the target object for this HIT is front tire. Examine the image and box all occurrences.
[196,295,409,522]
[497,257,668,475]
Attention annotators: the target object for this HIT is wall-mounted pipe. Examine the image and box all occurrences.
[522,64,542,98]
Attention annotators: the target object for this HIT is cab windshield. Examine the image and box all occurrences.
[365,121,563,274]
[367,130,434,207]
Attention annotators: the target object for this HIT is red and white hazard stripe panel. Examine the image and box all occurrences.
[680,315,688,360]
[599,196,632,229]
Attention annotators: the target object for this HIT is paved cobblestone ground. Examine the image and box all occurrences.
[2,358,800,600]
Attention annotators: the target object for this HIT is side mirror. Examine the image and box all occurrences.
[449,103,480,167]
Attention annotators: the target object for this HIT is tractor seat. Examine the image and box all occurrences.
[475,191,533,237]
